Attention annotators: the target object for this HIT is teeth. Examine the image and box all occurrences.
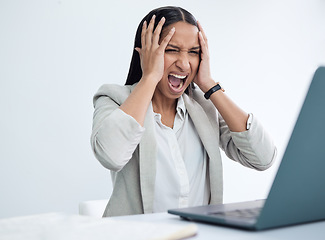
[169,73,187,79]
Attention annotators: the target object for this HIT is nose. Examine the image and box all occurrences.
[175,52,190,71]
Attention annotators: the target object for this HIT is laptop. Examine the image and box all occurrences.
[168,66,325,231]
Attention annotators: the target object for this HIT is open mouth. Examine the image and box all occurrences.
[168,73,188,92]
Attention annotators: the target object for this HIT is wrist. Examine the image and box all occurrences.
[139,75,159,91]
[141,74,160,85]
[199,79,217,93]
[204,82,225,99]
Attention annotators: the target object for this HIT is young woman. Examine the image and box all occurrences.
[91,6,276,217]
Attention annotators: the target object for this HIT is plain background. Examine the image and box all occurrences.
[0,0,324,218]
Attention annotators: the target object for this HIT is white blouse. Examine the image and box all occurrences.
[152,96,210,213]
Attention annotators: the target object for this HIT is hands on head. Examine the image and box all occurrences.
[135,15,215,93]
[135,15,175,85]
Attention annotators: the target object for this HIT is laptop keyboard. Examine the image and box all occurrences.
[209,207,262,219]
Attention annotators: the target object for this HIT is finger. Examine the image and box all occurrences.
[198,31,207,51]
[135,47,141,54]
[140,20,147,47]
[153,17,165,45]
[197,21,207,40]
[145,15,156,46]
[135,47,142,65]
[198,31,209,58]
[197,21,208,48]
[159,27,175,50]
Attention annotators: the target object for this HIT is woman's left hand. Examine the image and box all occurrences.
[194,22,216,93]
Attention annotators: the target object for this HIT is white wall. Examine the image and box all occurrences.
[0,0,324,218]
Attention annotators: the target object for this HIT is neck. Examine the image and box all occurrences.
[152,92,178,128]
[152,87,179,113]
[152,95,177,114]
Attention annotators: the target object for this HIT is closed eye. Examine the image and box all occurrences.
[189,50,200,55]
[165,49,178,53]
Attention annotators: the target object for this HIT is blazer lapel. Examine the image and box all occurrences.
[183,94,218,155]
[129,84,157,213]
[139,103,157,213]
[183,94,223,204]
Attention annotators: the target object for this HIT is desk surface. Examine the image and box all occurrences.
[113,212,325,239]
[1,212,324,239]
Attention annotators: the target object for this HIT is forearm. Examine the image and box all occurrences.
[209,90,248,132]
[199,79,248,132]
[119,76,157,126]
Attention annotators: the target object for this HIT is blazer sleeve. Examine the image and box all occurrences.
[219,113,277,171]
[90,84,145,172]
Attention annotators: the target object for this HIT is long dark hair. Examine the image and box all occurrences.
[125,6,198,90]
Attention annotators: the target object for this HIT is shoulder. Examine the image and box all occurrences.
[93,84,135,105]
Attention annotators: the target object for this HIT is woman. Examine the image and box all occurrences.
[91,6,276,217]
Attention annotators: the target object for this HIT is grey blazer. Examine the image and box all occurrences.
[91,84,276,217]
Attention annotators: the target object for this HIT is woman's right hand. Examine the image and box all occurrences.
[119,15,174,126]
[135,15,175,84]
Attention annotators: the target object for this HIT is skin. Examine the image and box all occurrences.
[120,15,249,132]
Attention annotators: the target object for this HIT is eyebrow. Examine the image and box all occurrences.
[167,44,200,50]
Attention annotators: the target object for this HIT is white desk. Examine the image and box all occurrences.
[114,212,325,239]
[1,212,324,239]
